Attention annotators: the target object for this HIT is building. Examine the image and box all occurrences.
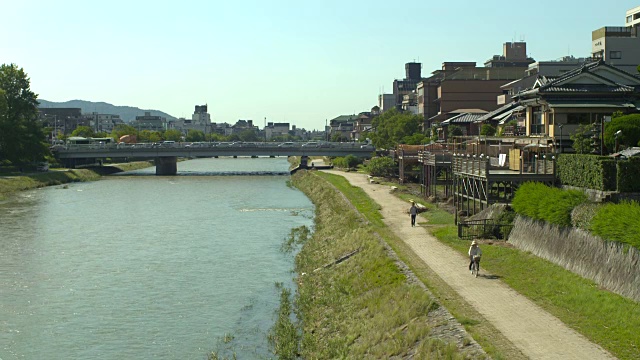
[525,56,591,77]
[134,112,166,132]
[265,122,290,140]
[170,105,212,136]
[626,5,640,28]
[592,6,640,74]
[378,93,395,112]
[393,62,424,109]
[484,42,535,68]
[513,60,640,152]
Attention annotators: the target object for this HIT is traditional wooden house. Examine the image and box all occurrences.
[512,60,640,153]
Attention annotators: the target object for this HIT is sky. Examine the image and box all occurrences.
[1,1,637,130]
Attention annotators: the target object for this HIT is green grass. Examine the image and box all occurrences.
[427,211,640,360]
[291,171,483,359]
[305,171,513,359]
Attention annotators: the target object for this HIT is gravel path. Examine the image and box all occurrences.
[323,169,616,360]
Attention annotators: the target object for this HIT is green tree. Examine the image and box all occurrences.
[185,129,205,142]
[71,126,95,138]
[164,129,183,142]
[0,64,49,166]
[569,123,593,154]
[480,124,496,136]
[603,114,640,152]
[370,108,423,149]
[111,124,137,142]
[448,125,463,139]
[402,133,428,145]
[365,156,396,177]
[238,129,258,142]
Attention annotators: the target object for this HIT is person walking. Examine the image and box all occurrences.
[409,200,417,227]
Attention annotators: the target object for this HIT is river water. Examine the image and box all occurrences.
[0,157,314,359]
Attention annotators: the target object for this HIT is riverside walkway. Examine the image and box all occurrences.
[323,169,615,360]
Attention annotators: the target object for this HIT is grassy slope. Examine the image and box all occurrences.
[291,171,483,359]
[314,172,525,360]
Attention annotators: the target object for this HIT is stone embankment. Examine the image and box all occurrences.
[509,215,640,302]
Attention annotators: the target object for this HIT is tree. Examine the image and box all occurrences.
[71,126,95,138]
[164,129,183,142]
[370,108,423,149]
[603,114,640,152]
[185,129,205,142]
[238,129,258,142]
[448,125,463,139]
[480,124,496,136]
[366,156,396,177]
[0,64,49,166]
[112,124,137,142]
[569,123,593,154]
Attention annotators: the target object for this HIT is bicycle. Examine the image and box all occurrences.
[471,255,481,278]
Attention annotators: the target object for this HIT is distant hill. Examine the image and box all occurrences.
[37,99,177,123]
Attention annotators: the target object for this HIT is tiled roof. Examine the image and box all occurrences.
[441,113,486,125]
[476,102,520,121]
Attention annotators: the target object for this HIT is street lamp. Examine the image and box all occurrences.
[615,130,622,153]
[558,124,563,154]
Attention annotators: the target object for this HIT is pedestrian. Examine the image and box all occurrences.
[468,240,482,271]
[409,200,417,227]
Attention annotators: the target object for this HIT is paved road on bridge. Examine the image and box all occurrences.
[323,169,615,360]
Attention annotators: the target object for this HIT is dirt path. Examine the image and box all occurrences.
[323,170,615,360]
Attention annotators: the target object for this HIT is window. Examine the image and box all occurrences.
[610,51,622,59]
[627,15,633,23]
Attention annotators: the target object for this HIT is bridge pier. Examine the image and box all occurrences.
[155,156,177,175]
[300,155,309,169]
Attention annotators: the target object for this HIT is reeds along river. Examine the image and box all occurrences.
[0,157,314,359]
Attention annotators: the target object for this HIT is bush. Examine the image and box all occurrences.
[365,157,397,177]
[512,182,587,227]
[480,124,496,136]
[333,154,362,169]
[590,201,640,250]
[571,202,600,231]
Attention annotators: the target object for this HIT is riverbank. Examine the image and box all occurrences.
[0,161,154,199]
[321,169,640,359]
[288,170,486,359]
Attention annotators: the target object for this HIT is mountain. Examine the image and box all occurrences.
[37,99,177,123]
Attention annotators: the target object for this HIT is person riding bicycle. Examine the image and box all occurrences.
[468,240,482,272]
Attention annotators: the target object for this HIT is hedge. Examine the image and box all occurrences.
[556,154,616,191]
[512,182,587,227]
[590,201,640,250]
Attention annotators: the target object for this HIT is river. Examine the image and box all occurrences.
[0,157,314,359]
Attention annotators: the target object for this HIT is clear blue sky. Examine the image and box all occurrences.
[1,1,636,130]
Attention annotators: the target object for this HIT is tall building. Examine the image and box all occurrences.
[192,104,211,126]
[392,62,423,109]
[591,5,640,74]
[484,42,535,68]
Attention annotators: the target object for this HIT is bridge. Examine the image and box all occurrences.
[51,142,376,175]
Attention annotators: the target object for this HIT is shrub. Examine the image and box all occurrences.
[590,201,640,250]
[571,202,600,231]
[365,156,397,177]
[333,155,362,169]
[512,182,587,227]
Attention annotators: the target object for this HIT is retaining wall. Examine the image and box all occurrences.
[509,216,640,302]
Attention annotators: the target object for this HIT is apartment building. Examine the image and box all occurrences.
[591,5,640,74]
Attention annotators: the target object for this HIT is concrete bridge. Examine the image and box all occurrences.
[51,142,375,175]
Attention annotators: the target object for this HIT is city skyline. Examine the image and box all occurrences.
[1,1,636,130]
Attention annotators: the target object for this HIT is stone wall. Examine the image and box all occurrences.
[509,216,640,302]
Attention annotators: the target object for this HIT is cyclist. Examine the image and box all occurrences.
[468,240,482,272]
